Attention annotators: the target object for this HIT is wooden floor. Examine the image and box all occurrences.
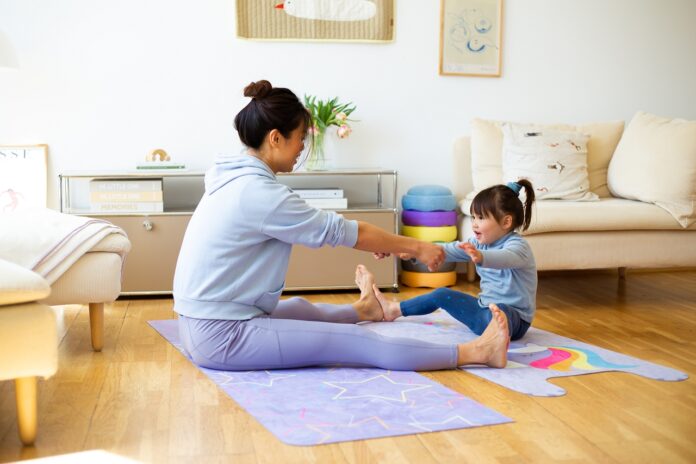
[1,270,695,463]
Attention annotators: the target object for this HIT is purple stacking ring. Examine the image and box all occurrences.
[402,210,458,227]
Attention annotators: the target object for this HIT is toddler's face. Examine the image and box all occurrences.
[471,213,511,244]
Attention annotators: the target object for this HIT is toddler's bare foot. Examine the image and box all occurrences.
[372,284,402,322]
[353,265,384,322]
[457,304,509,368]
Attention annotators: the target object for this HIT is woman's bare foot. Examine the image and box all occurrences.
[353,265,384,322]
[457,304,509,368]
[372,284,402,321]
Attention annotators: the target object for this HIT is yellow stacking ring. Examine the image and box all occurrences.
[401,225,457,243]
[400,270,457,288]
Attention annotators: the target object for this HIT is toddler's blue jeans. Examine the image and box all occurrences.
[401,288,531,340]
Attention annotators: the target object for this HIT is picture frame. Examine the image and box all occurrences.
[0,144,48,212]
[439,0,503,77]
[237,0,395,42]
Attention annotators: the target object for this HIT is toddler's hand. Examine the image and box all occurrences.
[417,242,445,272]
[373,252,391,260]
[458,242,483,264]
[397,252,413,260]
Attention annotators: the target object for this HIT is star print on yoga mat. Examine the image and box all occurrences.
[325,374,431,402]
[148,319,512,445]
[214,370,297,387]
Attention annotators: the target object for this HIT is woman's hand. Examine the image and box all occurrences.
[458,242,483,264]
[416,242,445,271]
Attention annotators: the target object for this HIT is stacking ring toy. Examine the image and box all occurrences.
[401,194,457,212]
[401,259,456,273]
[401,225,457,242]
[402,210,458,227]
[400,270,457,288]
[401,185,457,212]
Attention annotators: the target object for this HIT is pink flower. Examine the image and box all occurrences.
[336,112,347,122]
[337,124,352,139]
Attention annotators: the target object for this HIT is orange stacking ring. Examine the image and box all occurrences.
[400,270,457,288]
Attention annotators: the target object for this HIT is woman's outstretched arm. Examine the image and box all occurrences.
[353,221,445,271]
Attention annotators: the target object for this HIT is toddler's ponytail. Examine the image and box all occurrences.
[515,179,535,231]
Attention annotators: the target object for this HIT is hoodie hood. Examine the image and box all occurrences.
[205,153,275,195]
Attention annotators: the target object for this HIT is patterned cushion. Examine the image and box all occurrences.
[502,123,598,201]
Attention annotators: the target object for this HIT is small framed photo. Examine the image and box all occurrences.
[0,144,48,212]
[439,0,503,77]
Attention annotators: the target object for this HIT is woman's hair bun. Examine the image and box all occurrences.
[243,80,273,99]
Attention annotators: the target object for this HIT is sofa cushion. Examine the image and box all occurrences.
[471,118,624,197]
[502,123,597,201]
[0,259,50,306]
[607,111,696,228]
[460,198,695,234]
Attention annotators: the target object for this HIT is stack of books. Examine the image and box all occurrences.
[89,178,164,213]
[293,187,348,210]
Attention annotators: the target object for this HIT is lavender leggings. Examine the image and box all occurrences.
[178,297,458,371]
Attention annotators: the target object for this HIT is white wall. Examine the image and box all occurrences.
[1,0,695,209]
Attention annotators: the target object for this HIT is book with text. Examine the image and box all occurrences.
[90,190,163,202]
[304,197,348,209]
[90,179,163,192]
[92,201,164,213]
[293,188,344,199]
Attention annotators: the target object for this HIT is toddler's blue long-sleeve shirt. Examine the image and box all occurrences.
[442,232,537,322]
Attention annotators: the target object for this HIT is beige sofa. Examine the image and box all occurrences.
[452,114,696,280]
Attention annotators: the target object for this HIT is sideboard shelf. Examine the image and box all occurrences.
[59,169,398,295]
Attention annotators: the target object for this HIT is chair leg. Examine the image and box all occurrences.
[89,302,104,352]
[15,377,37,446]
[466,262,477,282]
[618,267,627,280]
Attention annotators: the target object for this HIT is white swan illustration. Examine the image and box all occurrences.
[275,0,377,22]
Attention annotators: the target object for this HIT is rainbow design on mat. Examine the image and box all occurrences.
[509,344,636,371]
[364,311,688,397]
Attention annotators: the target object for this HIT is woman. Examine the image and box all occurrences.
[173,80,509,371]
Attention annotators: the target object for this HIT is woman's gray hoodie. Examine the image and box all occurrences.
[173,154,358,320]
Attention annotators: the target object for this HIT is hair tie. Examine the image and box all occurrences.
[506,182,522,194]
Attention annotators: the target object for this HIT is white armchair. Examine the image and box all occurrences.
[0,259,57,446]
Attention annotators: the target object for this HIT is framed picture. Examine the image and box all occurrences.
[0,144,48,212]
[439,0,503,77]
[237,0,395,42]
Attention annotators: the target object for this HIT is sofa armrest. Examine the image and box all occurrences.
[0,259,51,306]
[452,136,473,201]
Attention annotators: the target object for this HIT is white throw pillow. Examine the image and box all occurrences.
[607,111,696,228]
[471,118,624,197]
[502,124,598,201]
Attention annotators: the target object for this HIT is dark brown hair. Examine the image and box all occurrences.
[470,179,536,232]
[233,80,310,149]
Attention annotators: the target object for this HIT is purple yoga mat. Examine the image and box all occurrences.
[148,319,512,446]
[402,210,458,227]
[365,312,688,397]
